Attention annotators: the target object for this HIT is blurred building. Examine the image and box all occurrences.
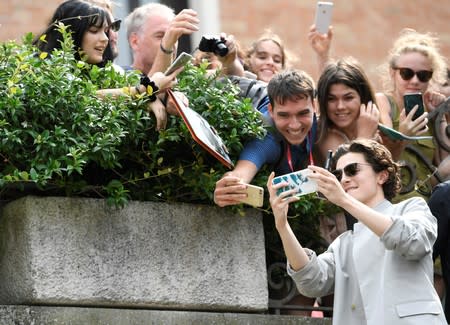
[1,0,449,90]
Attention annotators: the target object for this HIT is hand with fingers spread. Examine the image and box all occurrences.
[398,106,429,136]
[356,101,380,139]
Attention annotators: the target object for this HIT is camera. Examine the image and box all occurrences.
[198,35,229,57]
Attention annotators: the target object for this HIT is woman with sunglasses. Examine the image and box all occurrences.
[375,28,448,201]
[267,139,446,324]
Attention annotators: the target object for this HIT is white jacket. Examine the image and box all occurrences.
[288,198,446,325]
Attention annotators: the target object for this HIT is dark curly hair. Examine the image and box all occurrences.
[331,139,401,200]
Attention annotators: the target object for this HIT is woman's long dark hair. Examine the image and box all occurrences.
[316,57,376,143]
[34,0,113,66]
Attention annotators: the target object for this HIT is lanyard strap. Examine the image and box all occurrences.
[285,131,314,172]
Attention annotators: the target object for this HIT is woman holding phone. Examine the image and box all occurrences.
[267,139,446,324]
[375,28,448,201]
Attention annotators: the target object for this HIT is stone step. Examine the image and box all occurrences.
[0,305,332,324]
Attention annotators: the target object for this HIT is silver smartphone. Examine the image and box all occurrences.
[164,52,193,75]
[314,1,334,34]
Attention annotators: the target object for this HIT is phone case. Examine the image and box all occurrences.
[404,93,424,120]
[272,168,318,197]
[164,52,193,75]
[314,1,334,34]
[378,124,432,141]
[239,184,264,207]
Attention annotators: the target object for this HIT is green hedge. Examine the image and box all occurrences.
[0,26,265,206]
[0,26,339,251]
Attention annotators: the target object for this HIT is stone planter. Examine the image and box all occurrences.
[0,196,267,311]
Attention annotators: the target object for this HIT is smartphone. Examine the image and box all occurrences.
[164,52,193,75]
[239,184,264,207]
[404,92,425,121]
[272,168,318,198]
[314,1,334,35]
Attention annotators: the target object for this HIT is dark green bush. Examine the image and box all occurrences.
[0,27,340,252]
[0,26,266,206]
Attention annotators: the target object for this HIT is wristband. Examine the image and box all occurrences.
[140,76,159,102]
[160,42,174,55]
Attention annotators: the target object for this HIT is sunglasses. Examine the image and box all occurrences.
[393,67,433,83]
[109,19,121,32]
[331,162,372,182]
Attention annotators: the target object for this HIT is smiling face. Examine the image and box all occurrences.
[80,22,109,64]
[249,40,283,83]
[269,97,314,145]
[335,152,386,207]
[327,83,362,131]
[392,51,432,97]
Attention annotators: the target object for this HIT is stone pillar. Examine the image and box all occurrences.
[0,196,267,311]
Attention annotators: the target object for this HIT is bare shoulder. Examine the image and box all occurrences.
[318,130,348,159]
[375,92,393,126]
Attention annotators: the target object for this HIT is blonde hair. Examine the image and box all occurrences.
[244,29,297,71]
[379,28,447,93]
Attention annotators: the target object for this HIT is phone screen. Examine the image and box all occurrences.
[404,93,424,120]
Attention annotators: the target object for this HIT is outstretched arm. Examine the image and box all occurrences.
[214,160,258,207]
[308,24,333,75]
[267,172,311,271]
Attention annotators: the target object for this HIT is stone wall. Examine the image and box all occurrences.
[0,196,267,311]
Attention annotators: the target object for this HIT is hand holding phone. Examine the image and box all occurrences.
[164,52,193,75]
[404,92,425,121]
[314,1,334,34]
[272,168,318,198]
[238,183,264,207]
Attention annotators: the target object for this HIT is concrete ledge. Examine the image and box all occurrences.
[0,305,332,325]
[0,196,267,311]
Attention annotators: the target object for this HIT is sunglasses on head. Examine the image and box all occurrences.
[393,67,433,83]
[331,162,372,182]
[109,19,121,32]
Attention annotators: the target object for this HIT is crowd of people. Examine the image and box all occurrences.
[30,0,450,323]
